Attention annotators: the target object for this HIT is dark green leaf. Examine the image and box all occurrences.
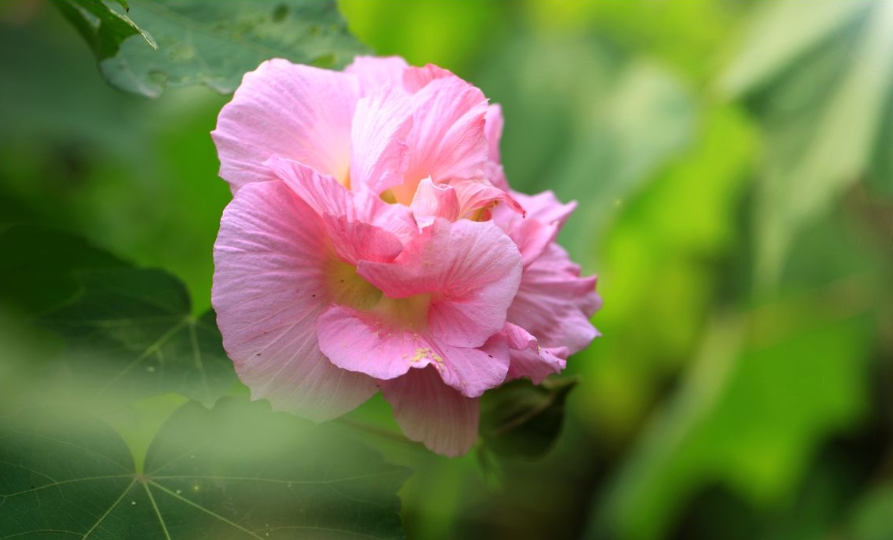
[55,0,157,60]
[37,267,235,406]
[0,224,125,316]
[480,377,578,459]
[98,0,368,98]
[0,398,410,539]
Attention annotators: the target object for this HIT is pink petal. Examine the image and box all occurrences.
[357,219,522,348]
[502,323,568,384]
[316,304,425,381]
[212,181,377,421]
[322,214,404,265]
[402,63,454,93]
[410,177,459,227]
[390,76,489,204]
[511,190,577,228]
[451,179,524,221]
[212,59,359,192]
[485,161,510,191]
[484,104,504,163]
[508,243,601,354]
[267,156,417,248]
[350,85,414,194]
[345,55,409,95]
[494,189,578,266]
[380,366,480,457]
[317,304,510,397]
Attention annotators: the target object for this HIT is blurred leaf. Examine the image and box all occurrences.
[480,377,578,459]
[0,224,125,316]
[98,0,367,97]
[55,0,157,60]
[37,267,235,406]
[0,398,410,539]
[846,485,893,540]
[575,105,756,443]
[554,60,697,262]
[589,303,876,540]
[339,0,502,70]
[719,0,893,285]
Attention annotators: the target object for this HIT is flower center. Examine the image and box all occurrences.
[327,260,431,330]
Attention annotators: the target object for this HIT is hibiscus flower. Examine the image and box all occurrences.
[211,56,600,456]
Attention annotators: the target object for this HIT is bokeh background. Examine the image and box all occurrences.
[1,1,891,539]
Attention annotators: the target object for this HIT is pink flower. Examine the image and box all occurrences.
[211,56,600,456]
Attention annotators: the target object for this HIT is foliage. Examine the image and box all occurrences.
[0,398,409,539]
[61,0,366,98]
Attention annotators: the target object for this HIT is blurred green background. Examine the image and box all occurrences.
[1,0,891,539]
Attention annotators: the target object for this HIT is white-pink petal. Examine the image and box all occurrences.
[212,181,377,421]
[212,59,359,192]
[350,85,413,194]
[345,55,409,95]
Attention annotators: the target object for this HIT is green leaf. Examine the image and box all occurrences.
[55,0,157,60]
[37,267,236,406]
[588,307,875,540]
[0,398,410,539]
[480,377,578,459]
[719,0,893,285]
[0,224,125,316]
[97,0,368,98]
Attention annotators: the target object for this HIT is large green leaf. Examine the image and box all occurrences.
[0,398,410,539]
[55,0,157,60]
[719,0,893,285]
[37,267,235,406]
[0,224,125,316]
[97,0,367,97]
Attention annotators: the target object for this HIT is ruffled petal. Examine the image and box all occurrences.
[317,304,510,397]
[358,219,522,348]
[345,55,409,95]
[508,243,601,353]
[390,76,489,203]
[451,179,524,221]
[212,59,359,191]
[502,323,568,384]
[212,181,377,421]
[380,366,480,457]
[267,156,415,255]
[402,63,454,93]
[485,104,504,163]
[410,177,459,227]
[350,85,413,194]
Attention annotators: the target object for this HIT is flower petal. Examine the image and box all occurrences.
[317,304,510,397]
[485,103,504,163]
[267,156,416,250]
[350,85,414,194]
[502,323,568,384]
[508,243,601,353]
[212,60,359,192]
[451,179,524,221]
[358,219,522,348]
[402,63,454,93]
[410,177,459,227]
[346,55,409,95]
[212,181,377,421]
[390,76,489,203]
[380,366,480,457]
